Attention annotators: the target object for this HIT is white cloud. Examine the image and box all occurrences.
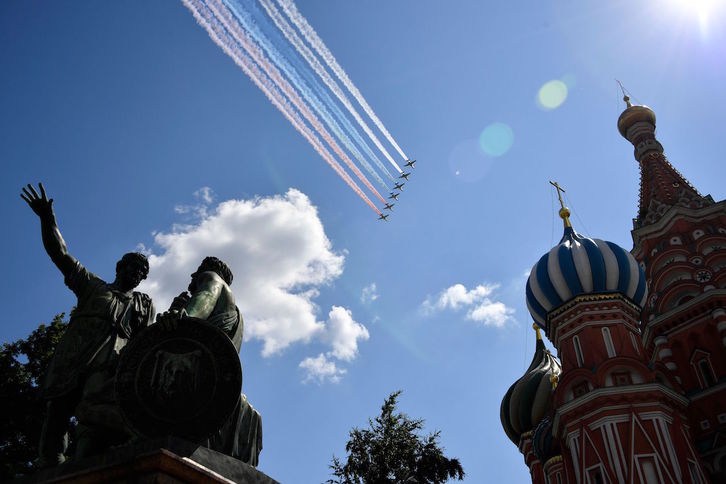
[174,186,215,218]
[360,282,379,304]
[421,282,514,327]
[139,188,347,356]
[323,306,369,361]
[195,186,213,204]
[299,353,346,384]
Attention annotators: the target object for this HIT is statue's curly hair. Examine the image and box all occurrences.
[196,256,233,286]
[117,252,149,279]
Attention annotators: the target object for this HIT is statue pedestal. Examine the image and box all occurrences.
[21,437,278,483]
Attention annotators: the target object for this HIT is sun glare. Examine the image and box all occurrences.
[666,0,723,35]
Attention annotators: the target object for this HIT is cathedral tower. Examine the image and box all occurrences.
[619,96,726,481]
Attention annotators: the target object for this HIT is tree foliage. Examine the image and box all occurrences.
[328,391,464,484]
[0,314,67,480]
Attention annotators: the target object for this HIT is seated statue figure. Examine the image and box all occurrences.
[158,256,262,466]
[21,183,155,466]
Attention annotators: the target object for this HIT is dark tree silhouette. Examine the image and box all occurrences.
[0,314,67,480]
[328,391,464,484]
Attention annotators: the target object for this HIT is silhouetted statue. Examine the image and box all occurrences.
[158,256,263,466]
[21,183,155,467]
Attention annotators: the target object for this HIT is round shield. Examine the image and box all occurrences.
[116,317,242,442]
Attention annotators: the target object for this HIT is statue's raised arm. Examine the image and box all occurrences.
[20,183,77,277]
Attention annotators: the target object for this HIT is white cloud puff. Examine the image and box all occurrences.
[139,189,346,356]
[324,306,370,361]
[421,283,514,327]
[360,282,379,304]
[299,353,346,384]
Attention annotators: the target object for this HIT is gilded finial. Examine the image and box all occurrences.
[549,180,571,228]
[532,322,542,340]
[616,80,632,108]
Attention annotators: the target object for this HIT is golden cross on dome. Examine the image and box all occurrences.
[549,180,572,228]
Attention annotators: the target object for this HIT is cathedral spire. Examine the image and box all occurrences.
[617,96,712,228]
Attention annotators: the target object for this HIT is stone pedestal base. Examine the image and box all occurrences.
[19,437,277,483]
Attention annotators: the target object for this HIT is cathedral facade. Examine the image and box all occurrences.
[500,99,726,484]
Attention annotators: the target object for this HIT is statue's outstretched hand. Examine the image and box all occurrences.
[20,183,54,219]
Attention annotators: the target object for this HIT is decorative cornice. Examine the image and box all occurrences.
[643,288,726,345]
[552,383,689,434]
[631,200,726,255]
[548,292,640,323]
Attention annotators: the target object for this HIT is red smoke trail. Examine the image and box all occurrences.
[206,0,387,205]
[277,0,409,164]
[183,0,382,215]
[260,0,402,174]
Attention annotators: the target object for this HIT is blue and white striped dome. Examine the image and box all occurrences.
[526,226,648,329]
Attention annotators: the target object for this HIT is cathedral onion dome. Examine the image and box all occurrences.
[525,203,648,329]
[532,416,560,463]
[617,101,656,138]
[500,326,561,445]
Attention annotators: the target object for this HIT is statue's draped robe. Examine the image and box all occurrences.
[41,262,154,432]
[204,308,263,466]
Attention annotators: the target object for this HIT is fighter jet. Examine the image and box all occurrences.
[388,192,400,201]
[399,172,411,181]
[404,159,416,169]
[393,182,405,191]
[378,213,389,221]
[383,202,395,211]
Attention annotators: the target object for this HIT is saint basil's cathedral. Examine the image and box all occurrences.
[500,97,726,484]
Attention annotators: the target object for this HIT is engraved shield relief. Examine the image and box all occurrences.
[116,317,242,442]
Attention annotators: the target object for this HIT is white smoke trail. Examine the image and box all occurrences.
[182,0,382,215]
[261,0,402,174]
[277,0,408,164]
[206,0,386,205]
[223,0,390,190]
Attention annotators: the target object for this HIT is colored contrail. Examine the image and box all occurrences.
[245,0,395,183]
[221,0,390,190]
[182,0,382,214]
[205,0,387,205]
[277,0,409,164]
[262,0,402,174]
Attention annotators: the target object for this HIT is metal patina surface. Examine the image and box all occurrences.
[116,317,242,442]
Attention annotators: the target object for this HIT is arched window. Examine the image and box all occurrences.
[602,327,616,358]
[573,336,584,367]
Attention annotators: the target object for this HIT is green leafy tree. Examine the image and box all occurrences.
[328,391,464,484]
[0,314,68,480]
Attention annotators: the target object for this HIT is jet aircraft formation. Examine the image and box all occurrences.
[181,0,415,221]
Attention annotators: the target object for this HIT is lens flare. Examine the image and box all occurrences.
[479,122,514,157]
[537,80,568,110]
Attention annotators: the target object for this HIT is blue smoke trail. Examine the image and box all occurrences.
[223,0,393,189]
[251,0,396,183]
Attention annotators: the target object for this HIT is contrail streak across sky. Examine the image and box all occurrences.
[182,0,382,214]
[181,0,411,216]
[223,0,390,190]
[277,0,409,163]
[260,0,402,175]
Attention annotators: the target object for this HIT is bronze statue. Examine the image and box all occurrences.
[21,183,155,467]
[157,257,263,466]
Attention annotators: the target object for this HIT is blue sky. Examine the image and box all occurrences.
[2,1,726,482]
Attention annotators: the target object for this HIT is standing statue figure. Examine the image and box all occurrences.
[158,256,262,466]
[20,183,155,467]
